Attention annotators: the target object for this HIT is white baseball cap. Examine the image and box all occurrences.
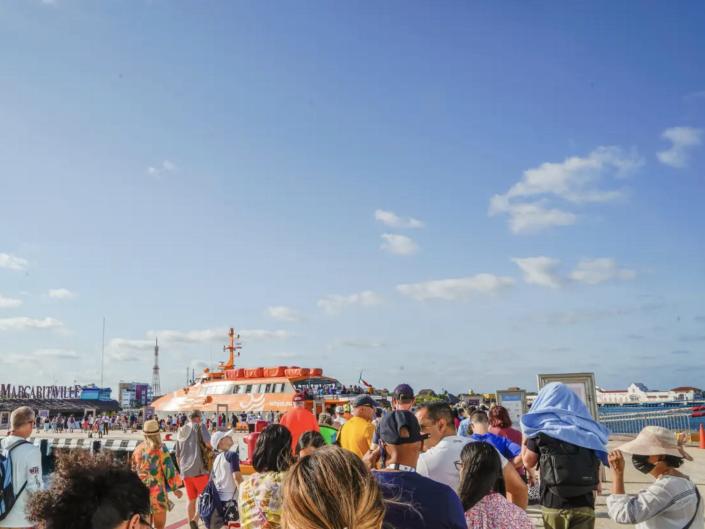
[211,431,227,450]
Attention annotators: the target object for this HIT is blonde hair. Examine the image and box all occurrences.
[282,445,385,529]
[10,406,35,430]
[144,432,162,451]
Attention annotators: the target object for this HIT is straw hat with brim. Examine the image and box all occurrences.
[143,420,160,435]
[618,426,686,458]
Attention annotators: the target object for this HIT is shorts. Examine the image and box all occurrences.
[183,474,210,500]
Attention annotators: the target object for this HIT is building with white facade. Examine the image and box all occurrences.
[597,383,702,405]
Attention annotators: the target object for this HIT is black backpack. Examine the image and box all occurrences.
[539,439,599,498]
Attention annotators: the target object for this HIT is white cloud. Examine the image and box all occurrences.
[374,209,425,229]
[32,348,79,359]
[380,234,419,255]
[239,329,291,341]
[0,294,22,309]
[147,159,178,177]
[317,290,383,314]
[397,274,514,301]
[108,338,154,350]
[146,327,290,343]
[490,198,577,234]
[569,258,636,285]
[0,317,63,331]
[512,257,562,288]
[48,288,76,300]
[108,349,145,362]
[0,253,28,271]
[490,146,641,234]
[328,339,386,350]
[266,306,304,322]
[657,127,702,168]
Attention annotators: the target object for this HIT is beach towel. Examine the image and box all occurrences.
[521,382,609,465]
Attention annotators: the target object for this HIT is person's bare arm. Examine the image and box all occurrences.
[233,471,243,485]
[503,462,528,509]
[608,450,625,495]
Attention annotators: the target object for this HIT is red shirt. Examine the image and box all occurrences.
[279,407,319,452]
[488,425,522,446]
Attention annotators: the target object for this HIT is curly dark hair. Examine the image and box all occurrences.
[27,450,150,529]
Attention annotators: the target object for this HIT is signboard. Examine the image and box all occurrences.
[38,409,50,418]
[496,389,527,426]
[0,384,83,400]
[537,372,598,420]
[144,406,156,420]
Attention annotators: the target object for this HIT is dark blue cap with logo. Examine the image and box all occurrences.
[393,384,414,401]
[378,410,429,445]
[352,394,377,408]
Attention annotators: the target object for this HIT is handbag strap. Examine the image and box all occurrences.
[682,487,700,529]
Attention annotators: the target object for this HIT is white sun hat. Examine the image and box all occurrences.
[618,426,688,458]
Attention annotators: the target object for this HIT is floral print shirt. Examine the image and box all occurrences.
[238,471,286,529]
[465,492,534,529]
[132,442,183,513]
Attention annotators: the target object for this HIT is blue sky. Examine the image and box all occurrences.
[1,1,704,396]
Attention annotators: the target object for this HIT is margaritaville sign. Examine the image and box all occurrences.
[0,384,83,400]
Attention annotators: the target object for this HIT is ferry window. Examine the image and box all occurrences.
[264,384,272,393]
[245,384,252,393]
[274,383,284,393]
[237,385,247,394]
[251,384,261,394]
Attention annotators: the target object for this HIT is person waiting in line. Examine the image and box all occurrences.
[607,426,703,529]
[27,451,151,529]
[282,445,385,529]
[0,406,43,529]
[367,410,467,529]
[488,405,522,446]
[131,419,183,529]
[332,405,347,428]
[414,402,528,508]
[458,441,533,529]
[238,424,293,529]
[370,383,415,463]
[296,431,326,458]
[521,382,607,529]
[458,405,476,438]
[176,410,212,529]
[337,395,377,458]
[469,411,522,466]
[206,431,243,529]
[279,392,319,453]
[317,412,338,444]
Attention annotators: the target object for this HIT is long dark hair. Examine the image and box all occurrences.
[252,424,293,473]
[458,441,504,511]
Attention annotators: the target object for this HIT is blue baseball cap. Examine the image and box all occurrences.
[393,384,415,401]
[378,410,428,445]
[352,394,377,408]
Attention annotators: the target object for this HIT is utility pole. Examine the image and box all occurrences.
[100,317,106,387]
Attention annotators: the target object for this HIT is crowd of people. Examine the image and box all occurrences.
[1,381,703,529]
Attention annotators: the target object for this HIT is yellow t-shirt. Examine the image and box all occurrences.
[338,416,374,457]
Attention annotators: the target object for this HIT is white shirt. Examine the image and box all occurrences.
[212,451,239,502]
[416,435,508,492]
[607,475,704,529]
[0,436,43,528]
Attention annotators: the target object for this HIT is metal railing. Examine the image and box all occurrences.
[599,408,693,435]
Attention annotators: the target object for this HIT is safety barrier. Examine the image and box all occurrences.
[599,408,693,435]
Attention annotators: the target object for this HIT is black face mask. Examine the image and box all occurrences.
[632,454,656,474]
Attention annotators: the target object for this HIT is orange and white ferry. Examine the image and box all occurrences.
[151,328,350,417]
